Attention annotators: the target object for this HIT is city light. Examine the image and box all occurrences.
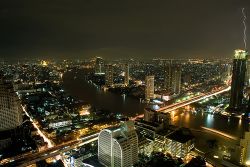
[22,105,54,148]
[201,126,237,140]
[1,3,250,166]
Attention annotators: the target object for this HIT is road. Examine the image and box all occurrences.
[1,86,230,166]
[0,133,98,166]
[131,86,230,120]
[17,135,98,167]
[157,86,230,113]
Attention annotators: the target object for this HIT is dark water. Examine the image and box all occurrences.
[63,70,243,152]
[173,111,242,137]
[62,71,145,117]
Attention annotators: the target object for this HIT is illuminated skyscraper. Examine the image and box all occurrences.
[105,64,113,86]
[246,58,250,86]
[164,60,181,94]
[240,130,250,166]
[0,77,22,131]
[124,64,129,86]
[164,60,172,91]
[171,65,182,95]
[98,121,138,167]
[229,49,248,111]
[145,76,154,100]
[95,57,104,74]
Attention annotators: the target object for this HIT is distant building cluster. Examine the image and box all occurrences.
[1,52,250,167]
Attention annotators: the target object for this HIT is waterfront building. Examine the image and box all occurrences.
[229,49,248,112]
[105,64,114,87]
[124,64,129,86]
[246,58,250,87]
[95,57,105,74]
[164,128,194,158]
[98,121,138,167]
[135,119,194,158]
[240,131,250,166]
[249,96,250,111]
[145,76,154,100]
[135,109,193,158]
[144,108,170,127]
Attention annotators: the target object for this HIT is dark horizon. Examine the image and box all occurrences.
[0,0,250,61]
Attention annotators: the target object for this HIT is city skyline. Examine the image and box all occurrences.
[1,1,250,167]
[0,0,250,61]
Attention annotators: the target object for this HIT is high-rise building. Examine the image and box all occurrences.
[229,49,248,111]
[124,64,129,86]
[164,60,172,91]
[164,60,182,95]
[0,77,23,150]
[95,57,104,74]
[248,95,250,111]
[171,65,181,95]
[0,77,22,131]
[145,76,154,100]
[98,121,138,167]
[105,64,113,87]
[240,130,250,166]
[246,58,250,87]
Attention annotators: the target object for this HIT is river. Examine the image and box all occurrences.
[63,70,243,155]
[62,70,146,117]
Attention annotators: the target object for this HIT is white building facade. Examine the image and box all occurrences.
[98,121,138,167]
[0,78,22,131]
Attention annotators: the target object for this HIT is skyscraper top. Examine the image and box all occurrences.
[234,49,248,59]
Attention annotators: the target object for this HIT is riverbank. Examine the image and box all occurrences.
[62,70,146,117]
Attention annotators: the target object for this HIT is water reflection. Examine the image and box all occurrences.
[64,71,243,138]
[205,113,214,128]
[174,111,242,137]
[63,72,146,117]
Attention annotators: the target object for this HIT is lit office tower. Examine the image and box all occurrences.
[164,60,172,91]
[95,57,104,74]
[98,121,138,167]
[0,77,22,131]
[226,64,232,78]
[105,64,113,86]
[124,64,129,86]
[145,76,154,100]
[246,58,250,86]
[171,65,182,95]
[229,49,248,111]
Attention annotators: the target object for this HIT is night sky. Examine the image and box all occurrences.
[0,0,250,60]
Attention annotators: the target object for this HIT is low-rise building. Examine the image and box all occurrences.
[135,108,194,158]
[164,128,194,158]
[48,119,72,129]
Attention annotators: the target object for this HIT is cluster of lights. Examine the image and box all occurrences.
[234,49,248,59]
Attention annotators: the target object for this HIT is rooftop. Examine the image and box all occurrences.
[234,49,248,59]
[166,127,194,143]
[83,155,105,167]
